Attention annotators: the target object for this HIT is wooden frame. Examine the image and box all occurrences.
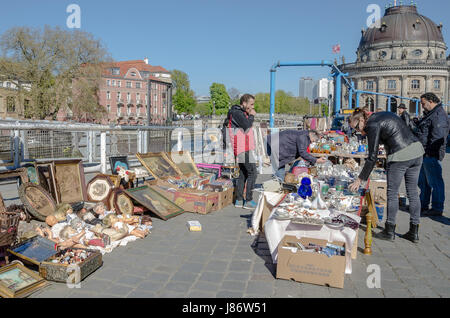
[19,183,57,222]
[87,175,114,203]
[34,161,60,204]
[167,151,200,177]
[111,189,134,215]
[54,160,87,203]
[0,168,29,185]
[0,262,47,298]
[136,152,183,180]
[109,156,129,175]
[125,186,184,220]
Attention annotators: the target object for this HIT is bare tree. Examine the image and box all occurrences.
[0,26,112,121]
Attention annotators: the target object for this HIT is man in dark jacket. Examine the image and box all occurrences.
[398,104,412,129]
[223,94,258,210]
[266,130,326,181]
[416,93,450,217]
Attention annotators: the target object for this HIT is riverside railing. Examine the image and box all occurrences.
[0,119,185,173]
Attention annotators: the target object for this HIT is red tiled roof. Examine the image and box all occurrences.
[102,60,170,80]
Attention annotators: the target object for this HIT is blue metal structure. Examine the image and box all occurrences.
[269,61,351,128]
[269,60,450,127]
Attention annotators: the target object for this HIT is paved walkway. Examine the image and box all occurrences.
[1,154,449,298]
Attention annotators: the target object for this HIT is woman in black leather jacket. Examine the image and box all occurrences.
[348,108,424,243]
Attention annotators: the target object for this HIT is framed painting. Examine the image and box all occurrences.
[86,175,114,203]
[19,183,57,222]
[167,151,200,177]
[0,263,47,298]
[110,189,134,215]
[136,152,182,180]
[54,160,87,204]
[34,161,59,204]
[125,186,184,220]
[109,156,129,175]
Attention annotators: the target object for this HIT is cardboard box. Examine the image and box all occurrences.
[276,236,346,289]
[369,180,387,207]
[146,180,219,215]
[214,187,235,211]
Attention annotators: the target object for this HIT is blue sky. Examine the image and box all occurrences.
[1,0,449,96]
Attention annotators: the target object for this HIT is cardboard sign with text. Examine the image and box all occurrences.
[276,236,346,289]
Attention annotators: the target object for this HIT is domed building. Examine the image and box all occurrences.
[339,4,449,114]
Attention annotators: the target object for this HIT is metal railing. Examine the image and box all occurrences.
[0,119,182,173]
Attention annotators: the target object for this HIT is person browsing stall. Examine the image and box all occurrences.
[415,93,450,217]
[223,94,258,210]
[266,129,327,182]
[348,108,425,243]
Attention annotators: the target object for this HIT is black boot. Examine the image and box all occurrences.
[400,223,419,243]
[375,222,396,241]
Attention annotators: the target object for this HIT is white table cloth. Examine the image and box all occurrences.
[265,206,360,274]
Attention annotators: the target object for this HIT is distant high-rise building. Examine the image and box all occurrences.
[299,77,315,101]
[317,78,333,99]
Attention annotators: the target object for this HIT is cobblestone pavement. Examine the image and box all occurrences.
[1,154,449,298]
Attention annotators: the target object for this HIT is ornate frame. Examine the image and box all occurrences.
[19,183,57,222]
[112,189,134,215]
[86,175,114,203]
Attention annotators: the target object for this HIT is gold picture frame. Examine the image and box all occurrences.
[0,263,47,298]
[167,151,200,177]
[125,186,184,220]
[54,160,87,203]
[136,152,183,180]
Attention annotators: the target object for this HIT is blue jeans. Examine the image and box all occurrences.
[419,157,445,212]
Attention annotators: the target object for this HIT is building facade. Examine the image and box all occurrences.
[97,59,172,125]
[0,80,32,120]
[339,5,449,115]
[299,77,315,101]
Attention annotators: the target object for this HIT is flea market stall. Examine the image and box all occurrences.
[0,151,236,298]
[250,130,388,289]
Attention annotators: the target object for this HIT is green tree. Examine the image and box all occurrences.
[173,89,196,114]
[0,26,110,121]
[209,83,230,115]
[170,69,196,114]
[194,102,212,116]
